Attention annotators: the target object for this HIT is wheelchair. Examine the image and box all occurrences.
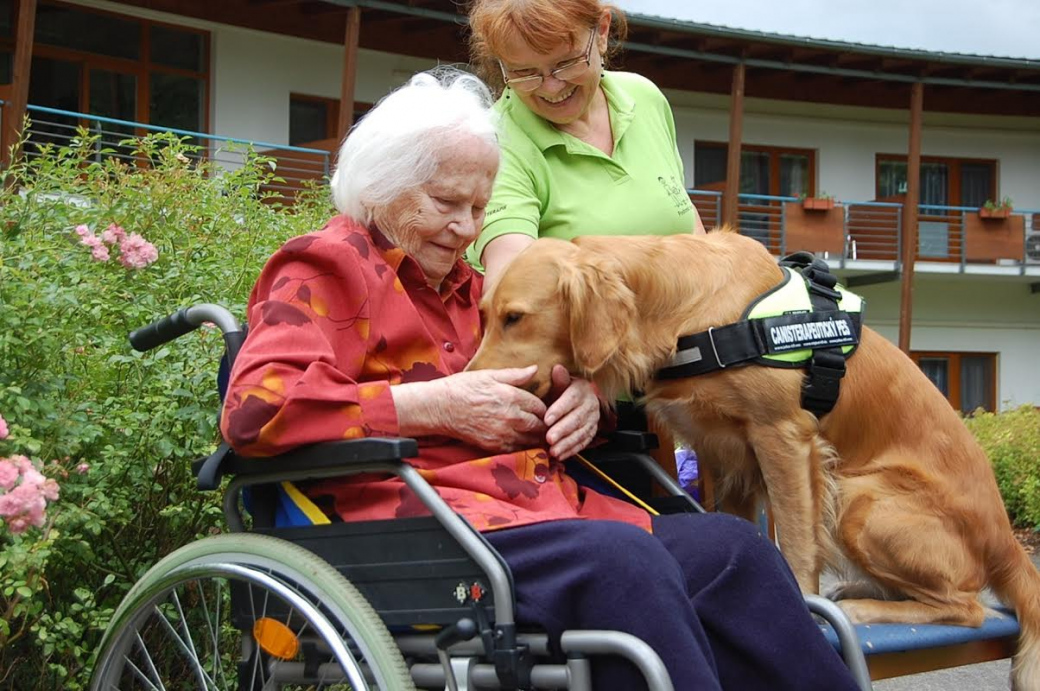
[89,303,873,691]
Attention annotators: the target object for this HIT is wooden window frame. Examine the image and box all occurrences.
[289,92,339,146]
[1,0,211,133]
[874,153,998,206]
[288,93,373,146]
[875,154,999,262]
[910,350,997,414]
[694,140,817,197]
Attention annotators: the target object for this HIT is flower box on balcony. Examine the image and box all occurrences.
[964,212,1024,262]
[801,197,835,212]
[783,202,844,255]
[978,207,1012,220]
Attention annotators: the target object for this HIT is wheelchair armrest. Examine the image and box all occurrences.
[192,438,419,491]
[599,430,659,454]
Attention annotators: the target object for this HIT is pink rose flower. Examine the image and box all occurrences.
[118,233,159,269]
[0,455,60,535]
[0,413,8,439]
[102,224,127,245]
[0,460,17,491]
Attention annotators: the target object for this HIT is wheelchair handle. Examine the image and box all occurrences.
[130,303,242,352]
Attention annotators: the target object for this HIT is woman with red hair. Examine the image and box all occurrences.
[466,0,706,284]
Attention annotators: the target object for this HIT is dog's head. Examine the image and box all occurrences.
[467,238,638,399]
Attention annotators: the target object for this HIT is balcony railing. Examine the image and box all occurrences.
[688,190,1039,272]
[14,104,332,200]
[2,100,1036,271]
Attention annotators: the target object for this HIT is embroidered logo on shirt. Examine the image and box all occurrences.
[485,204,506,218]
[658,175,692,216]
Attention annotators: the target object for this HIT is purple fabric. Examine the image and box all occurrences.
[675,447,700,500]
[485,514,860,691]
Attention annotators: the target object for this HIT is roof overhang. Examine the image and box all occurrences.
[100,0,1040,115]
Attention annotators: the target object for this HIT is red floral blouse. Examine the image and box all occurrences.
[220,214,651,533]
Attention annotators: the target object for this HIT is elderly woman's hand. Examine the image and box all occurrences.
[394,365,549,452]
[543,365,601,460]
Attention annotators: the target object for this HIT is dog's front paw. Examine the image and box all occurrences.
[836,599,869,623]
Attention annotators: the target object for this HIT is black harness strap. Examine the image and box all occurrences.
[781,252,848,417]
[655,252,858,418]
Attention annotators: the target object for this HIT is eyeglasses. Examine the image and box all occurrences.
[499,31,597,93]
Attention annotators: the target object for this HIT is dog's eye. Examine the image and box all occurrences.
[504,312,523,327]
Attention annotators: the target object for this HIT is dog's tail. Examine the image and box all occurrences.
[987,528,1040,690]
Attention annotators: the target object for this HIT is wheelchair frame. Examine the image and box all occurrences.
[91,302,875,691]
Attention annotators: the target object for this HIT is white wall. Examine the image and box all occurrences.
[854,276,1040,409]
[665,90,1040,211]
[69,0,438,147]
[211,31,437,146]
[69,0,1040,205]
[57,2,1040,407]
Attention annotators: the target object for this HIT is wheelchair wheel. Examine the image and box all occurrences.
[91,533,415,690]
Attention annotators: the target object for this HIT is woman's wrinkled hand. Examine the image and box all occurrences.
[438,365,548,452]
[543,364,601,460]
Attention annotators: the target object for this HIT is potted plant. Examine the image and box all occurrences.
[979,196,1013,220]
[800,191,836,212]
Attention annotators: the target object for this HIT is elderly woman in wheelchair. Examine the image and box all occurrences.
[91,69,864,691]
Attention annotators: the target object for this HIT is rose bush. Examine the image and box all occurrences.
[0,129,332,687]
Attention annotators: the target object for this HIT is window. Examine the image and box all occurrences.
[35,3,141,60]
[150,24,205,72]
[876,155,996,207]
[695,142,815,198]
[4,1,209,143]
[289,94,371,146]
[290,94,337,146]
[911,351,996,414]
[151,73,204,133]
[1,0,12,84]
[0,0,10,39]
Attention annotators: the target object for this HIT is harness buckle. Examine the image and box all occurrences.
[707,326,726,369]
[807,281,842,302]
[801,349,846,416]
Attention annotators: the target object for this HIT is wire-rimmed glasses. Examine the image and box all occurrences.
[499,31,597,93]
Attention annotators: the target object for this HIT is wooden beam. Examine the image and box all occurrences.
[336,5,361,143]
[723,61,745,228]
[898,81,924,354]
[2,0,37,169]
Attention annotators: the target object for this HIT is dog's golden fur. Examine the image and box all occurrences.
[467,229,1040,689]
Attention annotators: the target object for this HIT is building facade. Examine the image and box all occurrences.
[3,0,1038,411]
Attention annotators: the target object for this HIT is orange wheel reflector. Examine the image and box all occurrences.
[253,617,299,660]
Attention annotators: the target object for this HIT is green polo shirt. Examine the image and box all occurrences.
[468,71,696,270]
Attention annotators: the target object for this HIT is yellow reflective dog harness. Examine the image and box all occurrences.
[656,253,865,417]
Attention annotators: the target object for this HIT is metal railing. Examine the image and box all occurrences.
[20,104,332,200]
[688,189,722,229]
[688,191,795,256]
[844,201,902,263]
[687,189,1036,271]
[7,104,1038,270]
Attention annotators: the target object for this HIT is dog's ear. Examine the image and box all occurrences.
[558,252,637,374]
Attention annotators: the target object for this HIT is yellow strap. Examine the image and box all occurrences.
[573,453,659,517]
[280,481,332,525]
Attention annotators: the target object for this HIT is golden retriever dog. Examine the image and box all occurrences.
[467,230,1040,689]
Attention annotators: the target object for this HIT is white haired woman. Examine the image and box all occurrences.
[220,69,860,691]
